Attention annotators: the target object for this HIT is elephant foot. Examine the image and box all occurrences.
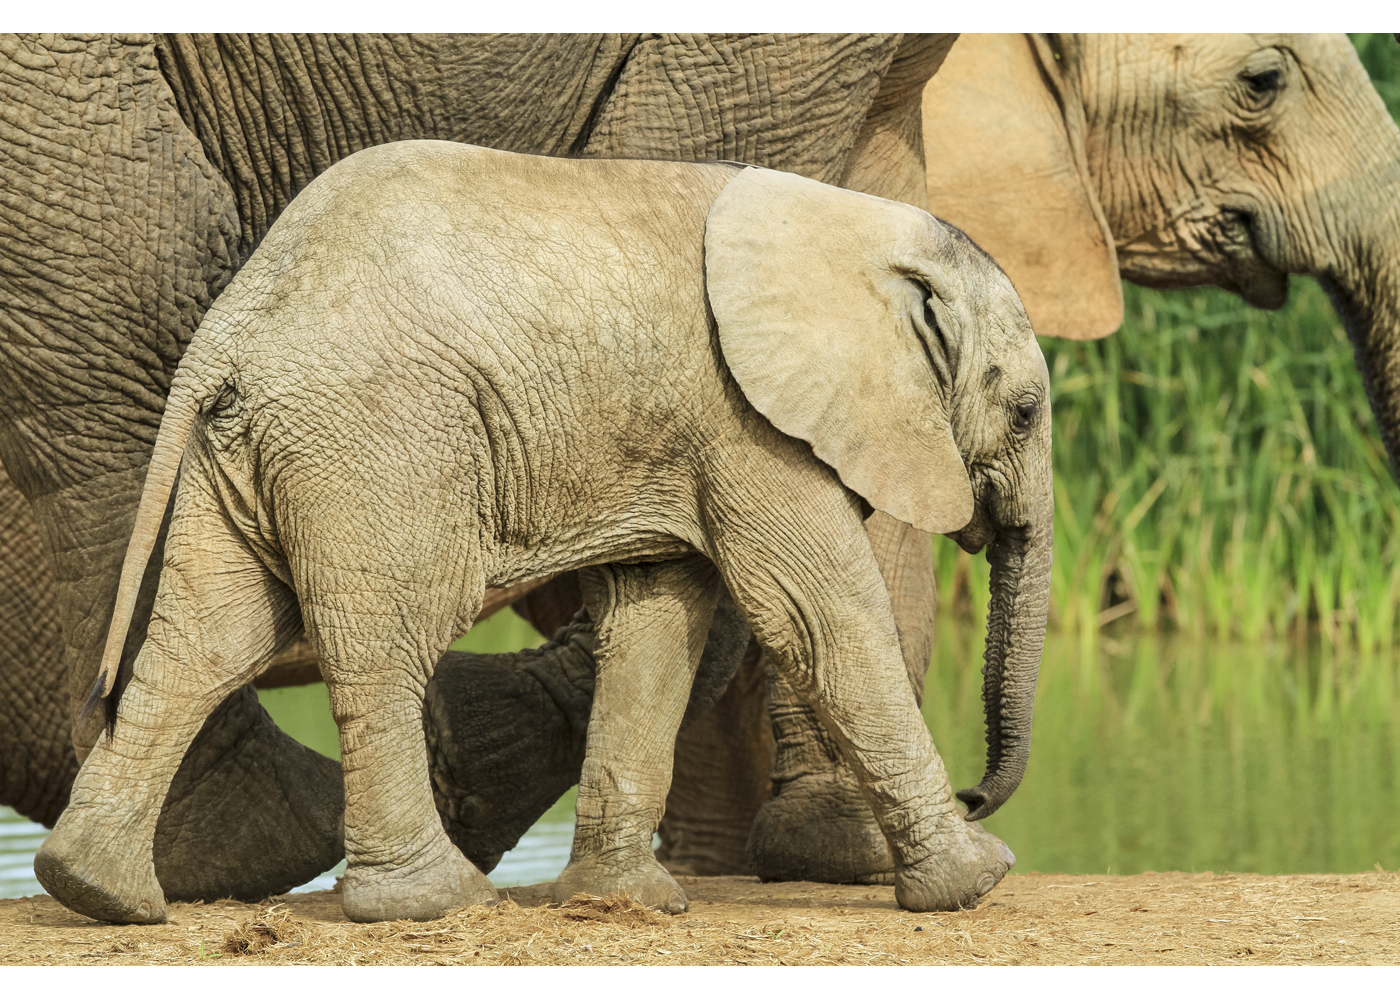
[341,848,497,923]
[552,853,689,914]
[34,816,167,924]
[746,766,895,884]
[894,819,1016,912]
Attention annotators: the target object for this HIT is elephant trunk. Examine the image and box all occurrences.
[955,515,1052,822]
[1318,214,1400,478]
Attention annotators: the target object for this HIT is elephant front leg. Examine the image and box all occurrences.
[552,557,721,914]
[713,489,1012,912]
[746,510,936,884]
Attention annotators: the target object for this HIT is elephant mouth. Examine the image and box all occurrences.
[1117,204,1290,310]
[1212,207,1290,309]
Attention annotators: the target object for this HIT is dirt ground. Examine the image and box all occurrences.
[3,871,1398,965]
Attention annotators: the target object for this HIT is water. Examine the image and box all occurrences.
[7,619,1400,901]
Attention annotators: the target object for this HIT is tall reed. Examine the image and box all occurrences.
[937,37,1400,648]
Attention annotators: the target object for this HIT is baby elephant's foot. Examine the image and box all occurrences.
[34,821,167,924]
[894,819,1016,912]
[341,847,497,922]
[746,767,894,884]
[552,852,689,914]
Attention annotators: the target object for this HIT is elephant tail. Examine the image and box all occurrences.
[83,352,225,720]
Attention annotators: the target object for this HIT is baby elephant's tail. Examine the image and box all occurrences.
[82,350,227,723]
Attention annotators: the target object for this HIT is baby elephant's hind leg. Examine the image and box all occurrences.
[552,556,721,914]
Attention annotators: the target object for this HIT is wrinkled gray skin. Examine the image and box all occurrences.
[35,147,1051,923]
[0,33,951,900]
[671,31,1400,883]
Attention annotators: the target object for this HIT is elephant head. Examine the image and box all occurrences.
[923,34,1400,473]
[706,166,1054,821]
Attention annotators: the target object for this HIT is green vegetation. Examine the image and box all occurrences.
[934,278,1400,649]
[937,37,1400,649]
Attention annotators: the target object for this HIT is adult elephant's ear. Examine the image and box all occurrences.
[704,167,974,536]
[923,34,1122,340]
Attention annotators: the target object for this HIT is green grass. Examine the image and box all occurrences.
[937,279,1400,648]
[937,37,1400,649]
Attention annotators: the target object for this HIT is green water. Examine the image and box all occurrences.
[256,608,1400,876]
[932,624,1400,875]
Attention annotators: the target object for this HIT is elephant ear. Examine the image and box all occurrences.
[923,34,1122,340]
[704,167,973,536]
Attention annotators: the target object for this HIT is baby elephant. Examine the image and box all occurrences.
[36,142,1051,924]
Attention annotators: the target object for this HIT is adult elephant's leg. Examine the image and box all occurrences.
[0,35,344,899]
[656,638,773,876]
[0,465,74,827]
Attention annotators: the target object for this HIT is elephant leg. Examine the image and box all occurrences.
[712,485,1009,911]
[656,638,772,876]
[424,613,597,872]
[552,557,720,914]
[33,506,305,925]
[425,571,751,875]
[0,465,75,828]
[739,512,938,884]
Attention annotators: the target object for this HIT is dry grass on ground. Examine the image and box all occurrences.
[3,871,1398,965]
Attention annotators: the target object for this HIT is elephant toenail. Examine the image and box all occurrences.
[996,843,1016,867]
[667,891,688,913]
[976,873,997,896]
[134,901,151,921]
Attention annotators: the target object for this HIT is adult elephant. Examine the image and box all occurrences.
[654,32,1400,882]
[0,33,955,900]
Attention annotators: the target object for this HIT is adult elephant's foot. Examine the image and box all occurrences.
[34,810,167,924]
[153,685,345,902]
[746,762,896,884]
[341,848,497,923]
[894,819,1016,912]
[551,853,689,914]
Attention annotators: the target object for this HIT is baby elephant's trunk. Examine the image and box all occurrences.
[955,518,1052,821]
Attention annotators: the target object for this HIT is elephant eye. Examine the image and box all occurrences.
[1011,398,1038,433]
[1238,61,1285,111]
[208,382,237,417]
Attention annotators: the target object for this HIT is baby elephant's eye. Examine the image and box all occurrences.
[1012,399,1039,433]
[209,382,237,416]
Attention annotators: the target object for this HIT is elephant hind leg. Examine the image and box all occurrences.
[309,580,497,922]
[35,478,305,924]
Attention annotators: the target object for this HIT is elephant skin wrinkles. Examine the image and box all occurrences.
[0,32,953,901]
[36,144,1048,923]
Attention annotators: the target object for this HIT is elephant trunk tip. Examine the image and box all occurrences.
[955,783,1003,822]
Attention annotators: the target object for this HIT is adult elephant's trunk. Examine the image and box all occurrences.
[954,515,1052,821]
[1317,206,1400,478]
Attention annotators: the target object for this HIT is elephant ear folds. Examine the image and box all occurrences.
[703,167,974,536]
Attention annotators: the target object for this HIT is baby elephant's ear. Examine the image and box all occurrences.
[704,167,974,535]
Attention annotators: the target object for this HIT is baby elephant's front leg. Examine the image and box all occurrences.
[552,556,721,914]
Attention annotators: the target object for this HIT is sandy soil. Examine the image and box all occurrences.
[3,871,1397,965]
